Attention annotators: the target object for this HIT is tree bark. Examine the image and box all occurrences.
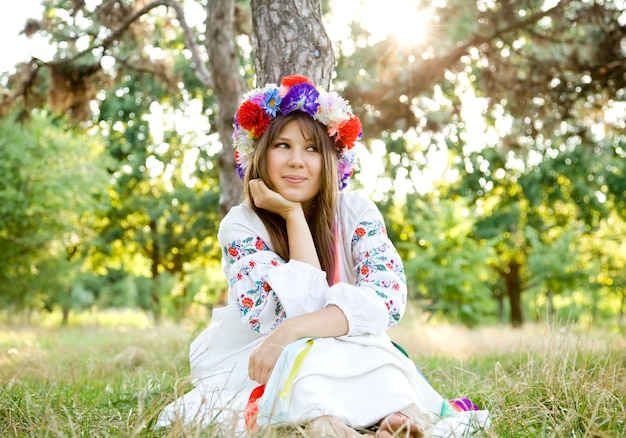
[206,0,247,217]
[250,0,334,89]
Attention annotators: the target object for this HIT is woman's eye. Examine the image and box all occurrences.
[306,145,319,152]
[274,142,289,149]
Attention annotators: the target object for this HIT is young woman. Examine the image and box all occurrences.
[156,76,490,437]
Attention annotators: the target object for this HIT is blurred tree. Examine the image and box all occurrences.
[0,0,335,319]
[0,112,110,322]
[332,0,625,327]
[390,194,496,326]
[83,66,223,321]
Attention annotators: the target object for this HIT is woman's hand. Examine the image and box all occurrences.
[248,306,349,385]
[249,179,301,219]
[248,320,296,385]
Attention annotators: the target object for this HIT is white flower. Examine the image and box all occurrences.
[316,91,351,126]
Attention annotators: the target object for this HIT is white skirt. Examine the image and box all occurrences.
[155,306,491,437]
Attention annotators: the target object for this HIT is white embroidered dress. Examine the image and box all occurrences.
[156,192,489,436]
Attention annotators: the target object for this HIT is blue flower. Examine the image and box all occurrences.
[262,88,281,117]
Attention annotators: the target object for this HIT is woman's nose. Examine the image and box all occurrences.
[287,149,305,167]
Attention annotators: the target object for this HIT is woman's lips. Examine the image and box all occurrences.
[283,175,306,183]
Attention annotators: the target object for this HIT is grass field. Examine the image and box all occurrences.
[1,309,624,437]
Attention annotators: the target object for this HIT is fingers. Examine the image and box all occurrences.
[248,179,264,205]
[249,179,300,217]
[248,353,273,385]
[248,341,281,385]
[249,179,276,210]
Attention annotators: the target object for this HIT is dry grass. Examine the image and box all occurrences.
[1,310,624,437]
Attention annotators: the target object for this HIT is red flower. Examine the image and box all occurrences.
[355,227,366,237]
[228,247,239,257]
[255,238,266,250]
[337,115,362,149]
[361,266,369,275]
[392,283,400,290]
[270,260,279,266]
[262,281,271,292]
[281,75,314,88]
[237,100,271,137]
[241,297,254,308]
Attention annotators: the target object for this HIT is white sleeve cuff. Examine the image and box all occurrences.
[326,283,389,336]
[266,260,330,317]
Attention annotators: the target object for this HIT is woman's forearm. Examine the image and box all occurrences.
[284,208,321,270]
[278,304,349,342]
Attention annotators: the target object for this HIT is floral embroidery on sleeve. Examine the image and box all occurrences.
[223,236,286,333]
[225,236,270,264]
[352,220,406,326]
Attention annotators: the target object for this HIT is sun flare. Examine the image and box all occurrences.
[329,0,429,48]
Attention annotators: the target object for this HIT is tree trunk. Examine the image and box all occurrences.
[205,0,334,216]
[545,289,554,322]
[61,304,70,326]
[206,0,247,217]
[617,290,626,329]
[149,219,161,323]
[496,291,505,324]
[503,260,524,328]
[250,0,335,89]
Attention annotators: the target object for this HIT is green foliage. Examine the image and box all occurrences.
[88,63,223,319]
[392,196,497,326]
[525,226,589,319]
[3,0,626,328]
[332,0,626,326]
[0,112,110,311]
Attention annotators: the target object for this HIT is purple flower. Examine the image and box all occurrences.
[337,149,356,190]
[279,83,320,117]
[236,164,246,180]
[449,398,480,411]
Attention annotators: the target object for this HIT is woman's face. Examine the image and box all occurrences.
[265,119,323,211]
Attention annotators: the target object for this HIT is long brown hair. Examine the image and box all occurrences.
[243,111,339,284]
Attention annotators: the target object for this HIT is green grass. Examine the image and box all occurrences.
[1,309,625,437]
[0,319,192,437]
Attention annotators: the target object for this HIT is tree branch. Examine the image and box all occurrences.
[47,0,214,89]
[162,0,214,89]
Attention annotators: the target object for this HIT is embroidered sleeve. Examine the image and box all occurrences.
[351,220,407,327]
[222,235,288,334]
[325,195,408,336]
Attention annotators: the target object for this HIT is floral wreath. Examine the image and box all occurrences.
[232,75,362,190]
